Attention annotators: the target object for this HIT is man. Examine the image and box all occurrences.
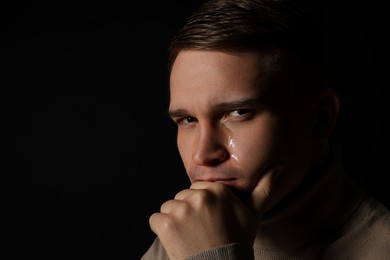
[142,0,389,259]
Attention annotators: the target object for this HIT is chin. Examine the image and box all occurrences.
[228,186,251,202]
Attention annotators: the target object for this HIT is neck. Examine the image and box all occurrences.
[311,140,331,169]
[255,142,364,250]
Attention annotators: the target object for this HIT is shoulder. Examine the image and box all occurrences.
[324,196,390,259]
[351,196,390,237]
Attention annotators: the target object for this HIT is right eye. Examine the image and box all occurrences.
[176,116,197,126]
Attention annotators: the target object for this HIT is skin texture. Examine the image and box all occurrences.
[149,50,340,260]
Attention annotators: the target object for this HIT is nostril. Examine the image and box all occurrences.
[208,158,224,166]
[192,126,230,166]
[193,147,229,166]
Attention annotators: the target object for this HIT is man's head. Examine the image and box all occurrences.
[168,0,340,211]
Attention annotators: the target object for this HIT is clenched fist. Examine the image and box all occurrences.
[149,166,282,260]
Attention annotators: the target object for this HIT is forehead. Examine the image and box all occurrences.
[170,50,264,82]
[169,50,268,106]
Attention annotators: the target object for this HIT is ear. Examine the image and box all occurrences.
[312,88,341,143]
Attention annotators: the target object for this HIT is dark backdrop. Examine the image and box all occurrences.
[2,1,385,259]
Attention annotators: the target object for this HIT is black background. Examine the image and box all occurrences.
[2,1,386,259]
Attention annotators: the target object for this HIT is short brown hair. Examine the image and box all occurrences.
[168,0,325,93]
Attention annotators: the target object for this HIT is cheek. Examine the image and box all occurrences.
[176,131,192,172]
[235,131,274,161]
[230,123,278,180]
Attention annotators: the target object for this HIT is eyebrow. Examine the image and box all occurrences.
[168,96,263,118]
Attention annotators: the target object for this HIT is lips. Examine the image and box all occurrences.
[193,177,239,187]
[190,166,242,183]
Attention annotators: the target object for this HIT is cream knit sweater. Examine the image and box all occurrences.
[142,144,390,259]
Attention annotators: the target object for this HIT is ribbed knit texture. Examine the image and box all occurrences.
[187,243,254,260]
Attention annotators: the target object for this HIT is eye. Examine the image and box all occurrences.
[224,109,255,122]
[183,117,197,123]
[176,116,197,125]
[228,109,251,117]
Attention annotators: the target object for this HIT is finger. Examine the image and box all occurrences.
[247,165,283,217]
[189,181,232,195]
[149,212,167,235]
[173,182,222,201]
[174,188,197,200]
[190,181,234,198]
[160,199,186,214]
[189,181,217,190]
[189,181,242,205]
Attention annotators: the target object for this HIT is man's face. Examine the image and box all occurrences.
[169,50,315,203]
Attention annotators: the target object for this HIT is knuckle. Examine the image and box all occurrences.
[191,189,213,207]
[160,216,176,231]
[173,201,192,218]
[151,214,177,234]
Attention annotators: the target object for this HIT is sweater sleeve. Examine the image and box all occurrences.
[141,237,254,260]
[141,237,169,260]
[186,243,254,260]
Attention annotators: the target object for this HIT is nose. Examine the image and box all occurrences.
[192,124,229,166]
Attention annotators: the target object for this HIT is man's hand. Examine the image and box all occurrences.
[149,166,282,260]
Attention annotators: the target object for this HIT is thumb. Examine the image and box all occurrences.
[246,165,283,217]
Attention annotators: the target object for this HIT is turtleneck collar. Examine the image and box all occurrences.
[254,142,365,251]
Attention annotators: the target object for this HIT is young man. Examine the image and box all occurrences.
[142,0,389,259]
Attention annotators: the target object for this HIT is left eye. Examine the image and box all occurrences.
[229,109,251,117]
